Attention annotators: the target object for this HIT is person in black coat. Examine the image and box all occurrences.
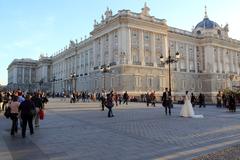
[191,93,196,107]
[105,91,114,117]
[228,93,236,112]
[19,94,36,138]
[162,88,171,115]
[198,93,205,108]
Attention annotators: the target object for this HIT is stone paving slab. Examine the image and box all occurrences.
[192,144,240,160]
[1,100,240,160]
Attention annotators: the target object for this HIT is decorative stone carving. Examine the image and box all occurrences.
[105,7,112,20]
[141,2,150,16]
[69,40,75,48]
[224,24,229,32]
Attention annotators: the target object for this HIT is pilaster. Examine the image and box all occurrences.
[139,30,145,66]
[108,33,112,64]
[217,48,221,73]
[100,36,104,65]
[222,48,226,73]
[117,28,122,65]
[236,52,239,74]
[194,45,198,73]
[93,40,96,66]
[186,45,189,72]
[151,32,157,67]
[127,28,132,64]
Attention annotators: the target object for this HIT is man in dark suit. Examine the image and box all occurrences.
[198,93,205,108]
[162,88,171,115]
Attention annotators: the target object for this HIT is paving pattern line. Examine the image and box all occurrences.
[154,139,240,160]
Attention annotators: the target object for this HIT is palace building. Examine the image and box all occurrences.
[7,4,240,102]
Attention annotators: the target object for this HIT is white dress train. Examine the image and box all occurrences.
[180,94,203,118]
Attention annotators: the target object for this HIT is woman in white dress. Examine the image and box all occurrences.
[180,91,203,118]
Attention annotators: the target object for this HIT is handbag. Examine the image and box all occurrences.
[39,109,44,120]
[31,109,37,117]
[4,107,11,119]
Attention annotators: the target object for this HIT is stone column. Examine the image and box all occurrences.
[108,33,112,64]
[164,35,168,59]
[194,45,198,73]
[229,50,233,72]
[204,46,214,73]
[88,50,90,73]
[93,40,96,66]
[127,28,132,64]
[117,28,122,65]
[139,30,145,66]
[236,52,239,74]
[101,37,106,65]
[151,32,157,67]
[100,36,104,65]
[217,48,221,73]
[186,45,189,72]
[229,50,232,73]
[222,48,226,73]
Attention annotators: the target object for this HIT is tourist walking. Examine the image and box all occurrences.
[101,90,106,111]
[162,88,171,115]
[19,94,36,138]
[150,91,156,107]
[222,93,227,108]
[123,91,129,105]
[228,92,236,112]
[105,92,114,117]
[146,92,151,107]
[216,91,222,108]
[9,96,20,136]
[31,92,43,127]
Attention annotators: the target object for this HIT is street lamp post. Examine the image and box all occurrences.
[51,76,56,97]
[70,72,79,93]
[39,79,44,91]
[229,74,235,90]
[160,48,180,95]
[100,65,110,91]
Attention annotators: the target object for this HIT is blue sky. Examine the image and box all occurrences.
[0,0,240,85]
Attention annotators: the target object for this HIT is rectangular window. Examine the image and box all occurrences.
[182,80,185,90]
[147,77,153,88]
[198,80,202,89]
[135,76,141,87]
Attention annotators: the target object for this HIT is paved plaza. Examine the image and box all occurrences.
[1,99,240,160]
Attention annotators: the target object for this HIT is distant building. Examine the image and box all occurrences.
[7,56,52,92]
[7,4,240,102]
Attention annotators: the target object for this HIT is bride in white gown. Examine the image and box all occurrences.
[180,91,203,118]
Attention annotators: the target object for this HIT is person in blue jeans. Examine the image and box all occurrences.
[106,92,114,118]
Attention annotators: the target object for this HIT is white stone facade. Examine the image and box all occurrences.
[7,4,240,102]
[7,56,52,92]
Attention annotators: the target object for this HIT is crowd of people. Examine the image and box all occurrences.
[216,90,236,112]
[1,88,238,138]
[0,90,47,138]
